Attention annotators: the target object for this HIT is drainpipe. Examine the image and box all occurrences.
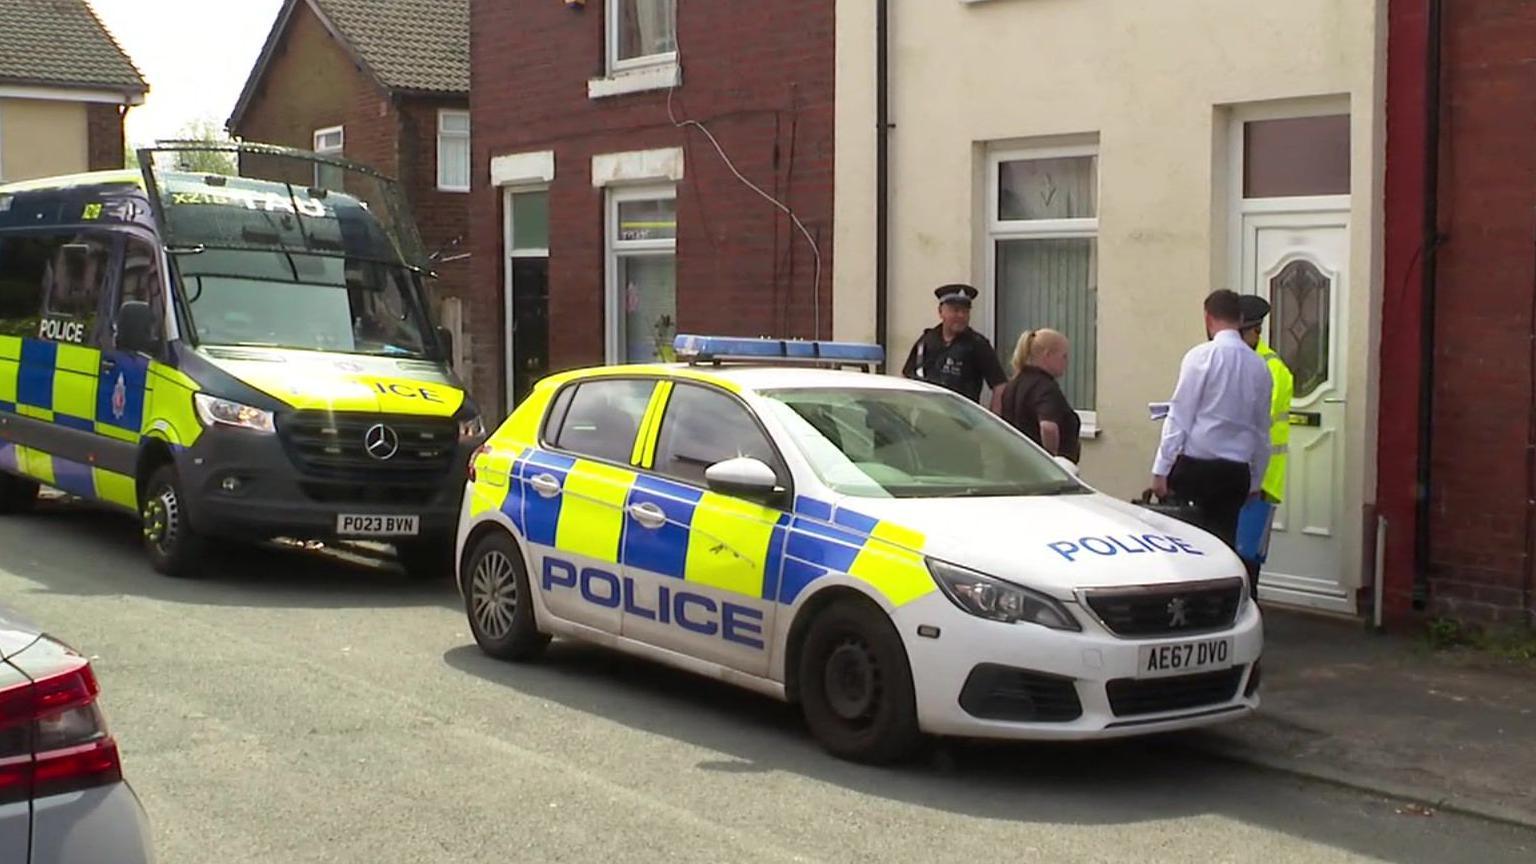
[1413,0,1444,610]
[875,0,890,358]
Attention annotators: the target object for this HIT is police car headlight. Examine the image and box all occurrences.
[193,393,275,434]
[458,414,486,440]
[927,558,1081,631]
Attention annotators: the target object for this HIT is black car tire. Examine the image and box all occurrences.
[797,597,923,765]
[0,473,38,514]
[462,531,548,661]
[141,464,208,578]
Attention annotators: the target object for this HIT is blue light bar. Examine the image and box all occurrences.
[673,335,885,367]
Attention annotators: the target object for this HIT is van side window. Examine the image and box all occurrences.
[117,237,165,347]
[0,236,47,338]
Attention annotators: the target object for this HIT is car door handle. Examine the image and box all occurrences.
[628,502,667,530]
[528,473,561,498]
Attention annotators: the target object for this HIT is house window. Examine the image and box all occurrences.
[437,110,471,192]
[609,0,677,70]
[607,187,677,364]
[989,145,1099,418]
[312,126,344,190]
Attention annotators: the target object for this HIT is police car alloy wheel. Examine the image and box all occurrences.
[463,532,548,661]
[0,474,38,514]
[141,465,207,579]
[797,599,923,764]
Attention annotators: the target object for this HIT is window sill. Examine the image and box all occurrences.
[588,62,681,99]
[437,185,470,194]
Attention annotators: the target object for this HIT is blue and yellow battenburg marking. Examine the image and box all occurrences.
[481,452,933,610]
[0,333,202,510]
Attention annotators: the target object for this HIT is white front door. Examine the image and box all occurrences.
[1240,207,1352,612]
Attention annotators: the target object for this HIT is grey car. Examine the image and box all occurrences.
[0,604,153,863]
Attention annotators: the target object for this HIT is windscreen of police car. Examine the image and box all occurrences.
[758,388,1083,498]
[149,153,436,358]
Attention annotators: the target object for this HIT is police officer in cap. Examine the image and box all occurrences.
[900,283,1008,403]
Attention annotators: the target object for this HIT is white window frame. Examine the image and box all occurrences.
[503,184,551,410]
[312,125,344,187]
[605,184,677,365]
[437,110,471,193]
[606,0,678,73]
[985,142,1100,435]
[591,0,681,99]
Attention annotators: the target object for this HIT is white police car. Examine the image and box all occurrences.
[456,336,1262,763]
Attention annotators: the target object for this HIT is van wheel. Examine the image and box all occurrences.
[797,598,923,764]
[141,465,207,578]
[462,531,547,661]
[397,536,454,582]
[0,474,38,514]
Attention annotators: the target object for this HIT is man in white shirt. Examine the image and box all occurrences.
[1151,290,1273,550]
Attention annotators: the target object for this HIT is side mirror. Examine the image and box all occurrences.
[1053,455,1081,477]
[435,325,455,362]
[116,301,158,355]
[704,457,783,503]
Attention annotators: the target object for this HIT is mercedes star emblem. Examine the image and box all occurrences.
[364,423,400,461]
[1166,596,1190,628]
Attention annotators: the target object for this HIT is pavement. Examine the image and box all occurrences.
[1181,606,1536,829]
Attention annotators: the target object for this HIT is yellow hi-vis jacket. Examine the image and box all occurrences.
[1257,340,1294,502]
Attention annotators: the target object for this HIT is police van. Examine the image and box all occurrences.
[0,142,485,578]
[456,336,1263,763]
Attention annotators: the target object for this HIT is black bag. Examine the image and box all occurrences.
[1132,489,1204,528]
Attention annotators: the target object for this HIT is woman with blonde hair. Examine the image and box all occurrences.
[994,328,1081,462]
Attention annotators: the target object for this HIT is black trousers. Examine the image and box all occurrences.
[1168,456,1250,552]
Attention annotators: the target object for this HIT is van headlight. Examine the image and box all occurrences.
[458,414,486,440]
[927,558,1081,631]
[193,394,275,434]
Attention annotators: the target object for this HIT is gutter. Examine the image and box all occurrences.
[1413,0,1444,609]
[875,0,890,356]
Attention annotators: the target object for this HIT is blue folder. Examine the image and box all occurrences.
[1236,499,1274,564]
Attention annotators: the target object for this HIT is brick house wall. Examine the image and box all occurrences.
[1382,0,1536,628]
[468,0,836,416]
[231,1,472,387]
[85,103,124,171]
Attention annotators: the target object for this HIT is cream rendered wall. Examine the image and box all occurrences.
[0,98,89,183]
[836,0,1385,595]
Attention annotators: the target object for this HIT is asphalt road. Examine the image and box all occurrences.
[2,499,1533,864]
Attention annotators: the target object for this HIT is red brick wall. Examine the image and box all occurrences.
[1417,0,1536,627]
[468,0,836,415]
[86,103,124,171]
[395,96,472,319]
[1378,0,1431,624]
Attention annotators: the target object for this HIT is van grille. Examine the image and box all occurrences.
[278,412,458,497]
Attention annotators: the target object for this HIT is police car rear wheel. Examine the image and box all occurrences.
[141,465,207,579]
[798,599,922,764]
[0,475,38,514]
[464,532,547,661]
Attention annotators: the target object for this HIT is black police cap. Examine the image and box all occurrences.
[935,283,978,306]
[1238,294,1271,328]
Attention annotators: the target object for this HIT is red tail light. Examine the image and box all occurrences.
[467,443,492,483]
[0,653,122,805]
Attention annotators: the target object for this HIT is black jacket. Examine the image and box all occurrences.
[900,326,1007,403]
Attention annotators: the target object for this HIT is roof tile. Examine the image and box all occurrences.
[0,0,147,93]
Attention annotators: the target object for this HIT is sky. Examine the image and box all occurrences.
[87,0,286,146]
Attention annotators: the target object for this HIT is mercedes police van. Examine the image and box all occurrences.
[0,142,485,579]
[455,336,1263,764]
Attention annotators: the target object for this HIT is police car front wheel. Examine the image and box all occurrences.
[463,531,548,661]
[797,598,923,765]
